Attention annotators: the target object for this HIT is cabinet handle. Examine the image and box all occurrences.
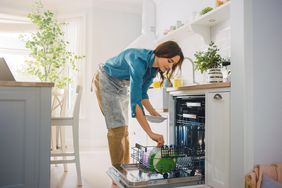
[213,93,222,100]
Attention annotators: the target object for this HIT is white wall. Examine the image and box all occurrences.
[155,0,214,39]
[155,0,231,84]
[211,20,230,59]
[230,0,246,187]
[251,0,282,164]
[80,7,141,148]
[0,2,142,149]
[231,0,282,187]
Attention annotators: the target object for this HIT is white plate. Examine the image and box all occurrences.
[145,115,167,123]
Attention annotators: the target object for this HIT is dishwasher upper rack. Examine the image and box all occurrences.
[131,144,205,179]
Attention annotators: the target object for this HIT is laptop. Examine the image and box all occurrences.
[0,57,16,81]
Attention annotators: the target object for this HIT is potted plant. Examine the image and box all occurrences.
[20,2,84,89]
[194,41,224,83]
[200,7,213,16]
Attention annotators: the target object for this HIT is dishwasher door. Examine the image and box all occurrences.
[107,163,204,188]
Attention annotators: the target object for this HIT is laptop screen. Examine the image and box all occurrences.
[0,57,16,81]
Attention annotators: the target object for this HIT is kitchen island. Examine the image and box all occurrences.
[0,81,53,188]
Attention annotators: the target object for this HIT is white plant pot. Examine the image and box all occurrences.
[207,68,223,83]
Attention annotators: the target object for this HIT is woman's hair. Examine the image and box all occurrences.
[153,41,184,86]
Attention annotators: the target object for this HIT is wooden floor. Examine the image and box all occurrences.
[50,148,115,188]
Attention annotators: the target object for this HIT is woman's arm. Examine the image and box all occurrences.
[135,104,164,147]
[142,99,161,116]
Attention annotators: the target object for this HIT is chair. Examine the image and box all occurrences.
[51,85,83,186]
[51,88,68,170]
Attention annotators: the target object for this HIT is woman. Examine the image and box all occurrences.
[93,41,184,167]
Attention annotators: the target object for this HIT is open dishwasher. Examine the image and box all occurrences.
[107,95,206,187]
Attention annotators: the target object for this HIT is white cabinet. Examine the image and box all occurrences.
[129,117,148,147]
[129,114,168,148]
[206,91,230,188]
[0,85,52,188]
[146,116,168,146]
[147,88,169,112]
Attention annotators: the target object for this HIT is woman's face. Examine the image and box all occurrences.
[155,55,181,73]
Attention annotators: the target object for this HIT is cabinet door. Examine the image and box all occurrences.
[206,91,230,188]
[129,115,168,148]
[129,117,148,147]
[147,88,168,112]
[146,118,168,146]
[0,87,51,188]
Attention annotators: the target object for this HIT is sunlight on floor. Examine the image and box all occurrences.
[50,147,114,188]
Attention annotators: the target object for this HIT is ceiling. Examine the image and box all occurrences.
[0,0,143,15]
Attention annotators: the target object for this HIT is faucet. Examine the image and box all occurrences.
[184,57,196,84]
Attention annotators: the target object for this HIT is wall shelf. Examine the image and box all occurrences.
[192,1,230,27]
[191,1,230,43]
[157,1,230,44]
[157,24,194,44]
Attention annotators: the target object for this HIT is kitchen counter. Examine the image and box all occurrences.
[0,83,52,188]
[0,81,54,87]
[166,82,230,92]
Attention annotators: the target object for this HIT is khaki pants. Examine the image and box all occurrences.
[107,126,130,166]
[93,71,130,166]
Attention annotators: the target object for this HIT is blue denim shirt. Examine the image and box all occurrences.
[102,48,158,117]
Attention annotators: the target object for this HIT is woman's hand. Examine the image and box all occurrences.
[148,132,164,147]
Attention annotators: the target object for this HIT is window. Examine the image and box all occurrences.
[0,32,33,81]
[0,14,86,117]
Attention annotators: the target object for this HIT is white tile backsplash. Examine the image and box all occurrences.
[211,20,231,59]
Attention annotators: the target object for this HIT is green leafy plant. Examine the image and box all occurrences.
[194,41,223,73]
[200,7,213,15]
[20,2,84,89]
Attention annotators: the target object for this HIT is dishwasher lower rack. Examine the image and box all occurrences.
[131,144,205,179]
[107,144,205,188]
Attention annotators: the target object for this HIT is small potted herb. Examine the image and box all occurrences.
[194,42,224,83]
[200,7,213,15]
